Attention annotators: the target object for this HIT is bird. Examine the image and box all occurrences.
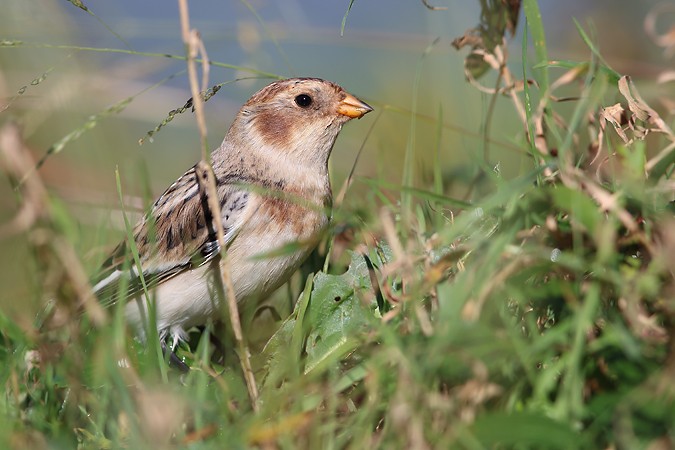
[92,77,373,369]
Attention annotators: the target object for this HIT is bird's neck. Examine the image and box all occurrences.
[214,138,332,207]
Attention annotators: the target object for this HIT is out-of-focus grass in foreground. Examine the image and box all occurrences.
[1,1,674,448]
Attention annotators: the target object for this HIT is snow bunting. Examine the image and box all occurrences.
[93,78,372,367]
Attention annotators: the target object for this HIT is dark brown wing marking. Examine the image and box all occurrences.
[93,164,250,307]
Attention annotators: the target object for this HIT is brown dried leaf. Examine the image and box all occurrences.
[599,103,629,143]
[451,30,483,50]
[618,76,650,121]
[618,75,674,137]
[451,1,522,80]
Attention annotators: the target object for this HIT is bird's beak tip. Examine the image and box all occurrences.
[337,93,373,119]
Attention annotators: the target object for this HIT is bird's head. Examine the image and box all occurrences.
[230,78,372,167]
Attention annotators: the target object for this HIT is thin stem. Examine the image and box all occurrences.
[177,0,259,410]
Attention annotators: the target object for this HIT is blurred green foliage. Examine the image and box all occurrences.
[1,0,674,448]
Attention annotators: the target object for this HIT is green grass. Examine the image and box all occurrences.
[1,1,675,448]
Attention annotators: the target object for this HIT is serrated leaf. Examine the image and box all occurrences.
[262,249,389,383]
[303,266,373,373]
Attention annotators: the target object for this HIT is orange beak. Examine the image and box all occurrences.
[337,93,373,119]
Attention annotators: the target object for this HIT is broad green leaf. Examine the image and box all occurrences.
[303,254,377,374]
[262,250,389,384]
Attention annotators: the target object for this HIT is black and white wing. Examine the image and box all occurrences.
[92,165,250,307]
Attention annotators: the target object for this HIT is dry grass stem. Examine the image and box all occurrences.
[0,123,48,237]
[0,122,107,326]
[177,0,258,409]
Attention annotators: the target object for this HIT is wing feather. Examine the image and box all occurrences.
[93,165,250,307]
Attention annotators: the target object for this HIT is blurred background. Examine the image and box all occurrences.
[0,0,672,316]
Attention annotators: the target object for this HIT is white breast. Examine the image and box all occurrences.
[124,191,328,342]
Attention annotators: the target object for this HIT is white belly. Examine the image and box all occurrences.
[125,210,325,341]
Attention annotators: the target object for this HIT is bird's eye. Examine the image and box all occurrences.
[294,94,313,108]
